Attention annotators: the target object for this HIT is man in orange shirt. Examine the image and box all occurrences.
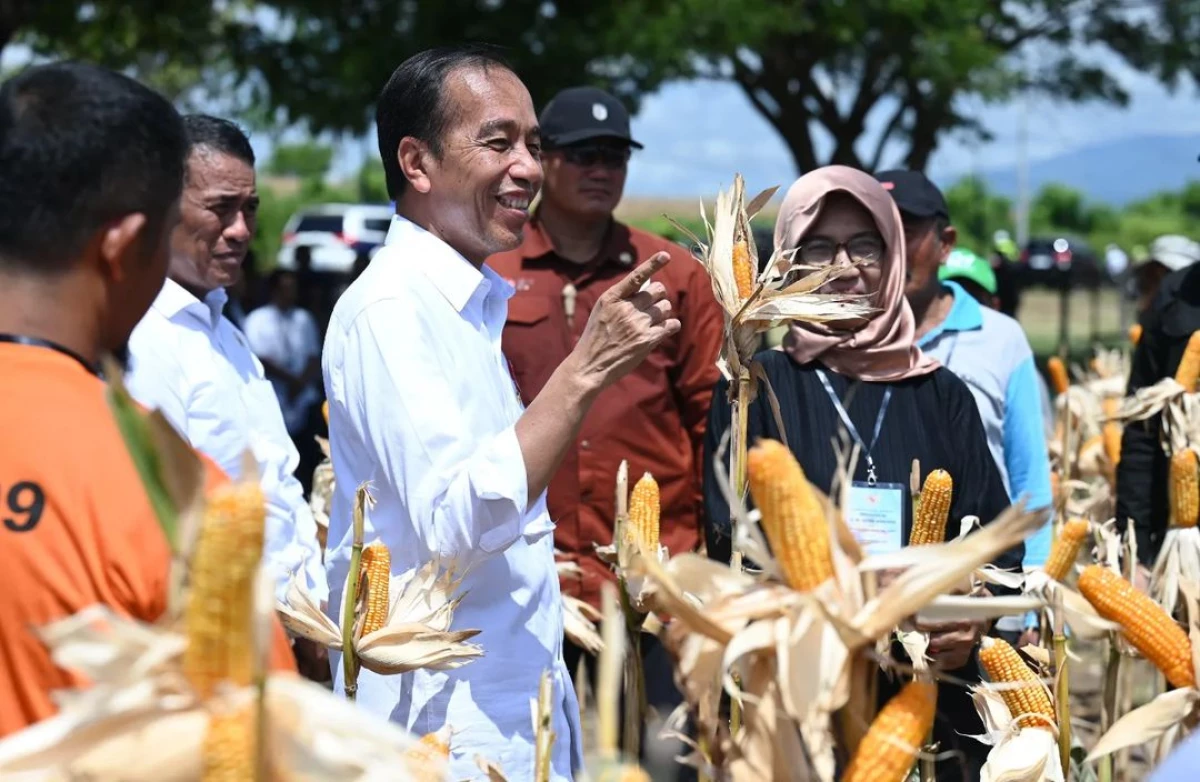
[0,62,294,738]
[488,87,723,774]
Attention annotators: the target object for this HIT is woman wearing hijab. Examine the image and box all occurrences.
[703,166,1018,779]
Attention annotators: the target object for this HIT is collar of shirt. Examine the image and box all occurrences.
[383,215,515,334]
[152,278,229,331]
[917,281,983,347]
[511,212,639,272]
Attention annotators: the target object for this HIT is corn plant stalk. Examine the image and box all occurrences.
[597,582,624,760]
[1053,592,1071,778]
[341,484,370,701]
[535,669,555,782]
[1098,637,1121,782]
[618,583,645,759]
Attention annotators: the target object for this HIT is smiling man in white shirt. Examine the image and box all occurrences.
[324,45,682,780]
[125,115,327,609]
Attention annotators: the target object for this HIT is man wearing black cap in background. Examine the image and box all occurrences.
[488,87,722,776]
[878,169,1052,647]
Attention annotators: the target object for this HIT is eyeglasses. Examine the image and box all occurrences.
[556,145,631,170]
[796,232,884,267]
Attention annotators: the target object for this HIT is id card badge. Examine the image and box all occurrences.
[845,481,906,557]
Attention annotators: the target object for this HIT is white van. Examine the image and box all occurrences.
[277,203,395,272]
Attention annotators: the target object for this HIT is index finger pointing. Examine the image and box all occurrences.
[610,251,670,299]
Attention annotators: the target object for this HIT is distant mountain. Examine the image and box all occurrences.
[942,134,1199,206]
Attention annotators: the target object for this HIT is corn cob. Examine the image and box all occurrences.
[404,726,451,765]
[732,238,754,300]
[628,472,661,553]
[843,679,937,782]
[359,542,392,636]
[1043,518,1089,582]
[1170,448,1199,529]
[1103,422,1122,467]
[909,469,952,546]
[183,480,266,698]
[322,400,329,426]
[1129,323,1143,346]
[747,439,833,592]
[201,704,256,782]
[1047,357,1069,395]
[1176,331,1200,392]
[1078,565,1196,689]
[979,637,1055,730]
[1050,471,1063,511]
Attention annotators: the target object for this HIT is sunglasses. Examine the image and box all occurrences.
[556,145,631,169]
[796,232,885,267]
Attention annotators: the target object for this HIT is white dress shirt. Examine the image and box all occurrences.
[322,216,583,781]
[243,303,322,435]
[126,279,328,603]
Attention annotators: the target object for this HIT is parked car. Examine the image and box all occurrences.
[1018,235,1104,289]
[277,203,394,273]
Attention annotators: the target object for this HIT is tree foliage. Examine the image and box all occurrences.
[6,1,1200,175]
[266,141,333,179]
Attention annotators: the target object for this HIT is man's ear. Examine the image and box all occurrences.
[398,137,433,195]
[939,225,958,264]
[98,213,148,282]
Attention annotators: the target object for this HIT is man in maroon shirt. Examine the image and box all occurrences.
[489,86,722,765]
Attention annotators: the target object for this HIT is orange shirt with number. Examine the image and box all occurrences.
[0,341,296,738]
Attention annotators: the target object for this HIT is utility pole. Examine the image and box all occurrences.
[1016,94,1031,249]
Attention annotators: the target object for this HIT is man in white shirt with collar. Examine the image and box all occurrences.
[324,45,681,780]
[125,115,327,611]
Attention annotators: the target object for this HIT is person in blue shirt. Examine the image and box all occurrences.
[878,170,1053,644]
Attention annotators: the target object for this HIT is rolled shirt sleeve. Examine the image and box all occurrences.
[337,301,529,563]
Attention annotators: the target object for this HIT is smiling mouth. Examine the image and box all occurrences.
[497,194,530,211]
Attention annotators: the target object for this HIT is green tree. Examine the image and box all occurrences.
[7,2,1200,175]
[943,175,1013,252]
[1031,183,1091,235]
[266,141,333,180]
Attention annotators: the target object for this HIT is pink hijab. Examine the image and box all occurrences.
[776,165,939,382]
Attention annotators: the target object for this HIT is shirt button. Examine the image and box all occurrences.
[580,440,590,449]
[618,252,633,265]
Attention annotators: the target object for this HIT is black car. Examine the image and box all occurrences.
[1018,236,1104,289]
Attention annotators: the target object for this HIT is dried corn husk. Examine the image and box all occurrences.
[0,608,428,781]
[277,558,482,675]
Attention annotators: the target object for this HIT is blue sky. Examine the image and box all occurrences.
[617,61,1200,197]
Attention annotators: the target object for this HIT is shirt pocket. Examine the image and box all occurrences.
[503,295,556,396]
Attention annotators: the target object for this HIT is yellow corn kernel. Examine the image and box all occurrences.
[747,439,833,592]
[1043,518,1089,582]
[978,637,1055,730]
[909,469,952,546]
[1050,471,1063,511]
[1047,357,1069,395]
[1102,397,1120,419]
[360,542,392,637]
[183,480,265,699]
[404,725,451,766]
[732,238,754,300]
[202,704,256,781]
[628,472,661,553]
[843,679,937,782]
[1103,422,1122,467]
[1170,448,1199,529]
[1078,565,1196,689]
[1175,332,1200,392]
[1129,323,1143,346]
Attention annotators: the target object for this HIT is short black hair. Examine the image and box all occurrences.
[375,44,513,199]
[266,267,296,291]
[182,113,255,168]
[0,62,186,275]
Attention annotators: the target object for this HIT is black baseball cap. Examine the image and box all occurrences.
[539,86,643,150]
[875,170,950,220]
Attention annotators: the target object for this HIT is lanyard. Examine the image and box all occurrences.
[0,333,100,377]
[815,369,893,486]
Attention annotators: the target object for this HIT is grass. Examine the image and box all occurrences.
[1016,288,1133,362]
